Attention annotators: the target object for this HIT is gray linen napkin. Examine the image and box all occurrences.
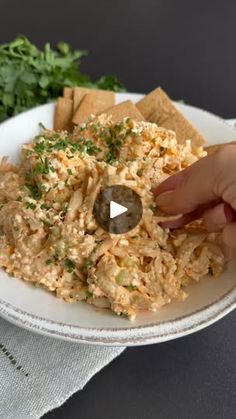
[0,317,124,419]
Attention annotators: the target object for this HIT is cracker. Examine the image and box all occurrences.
[137,87,206,147]
[102,100,145,123]
[137,87,175,121]
[54,97,73,131]
[151,109,206,147]
[63,87,73,99]
[73,87,96,112]
[72,90,115,124]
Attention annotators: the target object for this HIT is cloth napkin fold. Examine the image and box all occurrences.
[1,119,235,419]
[0,317,124,419]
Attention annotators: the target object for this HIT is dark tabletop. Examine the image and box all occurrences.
[1,1,236,418]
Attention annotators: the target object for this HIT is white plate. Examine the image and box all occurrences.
[0,92,236,346]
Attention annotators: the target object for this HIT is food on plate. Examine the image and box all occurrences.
[0,104,225,319]
[0,36,124,123]
[137,87,206,147]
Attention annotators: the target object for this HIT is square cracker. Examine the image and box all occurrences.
[102,100,145,123]
[63,87,73,99]
[72,90,115,124]
[136,87,206,147]
[73,87,97,112]
[54,97,73,131]
[137,87,175,121]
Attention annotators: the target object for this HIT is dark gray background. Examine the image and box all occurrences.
[1,0,236,417]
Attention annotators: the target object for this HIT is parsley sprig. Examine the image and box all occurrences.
[0,36,125,123]
[65,259,76,273]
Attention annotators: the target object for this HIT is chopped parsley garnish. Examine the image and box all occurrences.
[83,140,101,156]
[91,122,102,133]
[105,151,117,165]
[34,142,46,156]
[40,203,51,210]
[82,259,93,271]
[25,180,42,200]
[86,291,93,298]
[25,202,36,210]
[65,259,76,273]
[67,168,73,175]
[33,157,53,175]
[69,138,101,156]
[31,135,100,162]
[96,121,133,164]
[52,139,70,151]
[38,122,46,130]
[45,259,53,265]
[53,250,60,261]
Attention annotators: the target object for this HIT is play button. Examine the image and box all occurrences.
[93,185,143,234]
[110,201,128,219]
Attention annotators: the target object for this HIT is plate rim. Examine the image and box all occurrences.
[0,284,236,346]
[1,92,236,346]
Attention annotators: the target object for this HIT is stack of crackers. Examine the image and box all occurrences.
[54,86,206,148]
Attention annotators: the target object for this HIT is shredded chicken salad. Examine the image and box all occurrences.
[0,116,225,320]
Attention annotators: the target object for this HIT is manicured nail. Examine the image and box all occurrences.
[156,190,174,207]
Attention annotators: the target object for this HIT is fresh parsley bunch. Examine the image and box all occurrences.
[0,36,125,122]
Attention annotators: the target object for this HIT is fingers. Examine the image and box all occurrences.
[161,202,236,231]
[202,202,236,232]
[222,223,236,248]
[160,213,198,229]
[160,206,207,229]
[152,169,185,196]
[205,141,236,156]
[155,155,218,214]
[154,146,236,215]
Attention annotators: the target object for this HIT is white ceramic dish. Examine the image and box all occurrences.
[0,92,236,346]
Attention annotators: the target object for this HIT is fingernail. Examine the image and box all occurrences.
[156,190,174,207]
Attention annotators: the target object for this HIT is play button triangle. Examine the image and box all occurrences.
[110,201,128,219]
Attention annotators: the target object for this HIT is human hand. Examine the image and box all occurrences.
[153,145,236,247]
